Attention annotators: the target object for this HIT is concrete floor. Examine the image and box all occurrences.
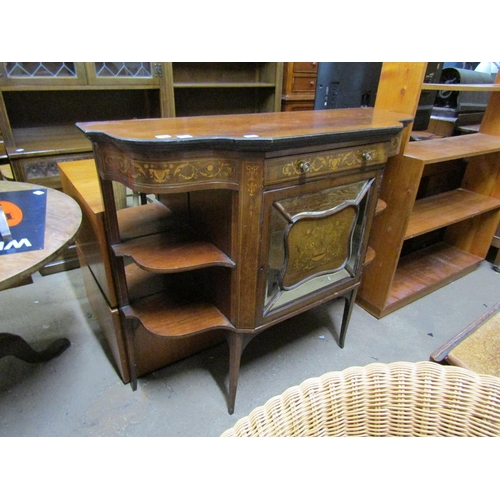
[1,255,499,438]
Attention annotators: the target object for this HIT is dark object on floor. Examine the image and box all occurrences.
[0,333,70,363]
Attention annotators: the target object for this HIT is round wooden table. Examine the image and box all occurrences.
[0,180,82,362]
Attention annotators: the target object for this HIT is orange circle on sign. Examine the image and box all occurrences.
[0,200,23,227]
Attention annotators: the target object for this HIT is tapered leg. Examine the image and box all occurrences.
[226,332,245,415]
[122,317,138,391]
[493,247,500,273]
[339,287,358,349]
[225,332,256,415]
[0,332,70,363]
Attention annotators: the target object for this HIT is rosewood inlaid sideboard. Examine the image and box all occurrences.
[77,108,412,413]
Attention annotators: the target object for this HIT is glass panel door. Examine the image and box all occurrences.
[85,62,160,85]
[264,179,373,315]
[0,62,87,86]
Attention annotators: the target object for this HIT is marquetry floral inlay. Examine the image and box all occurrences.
[245,165,260,197]
[281,147,380,178]
[388,133,402,156]
[102,153,238,185]
[282,207,355,288]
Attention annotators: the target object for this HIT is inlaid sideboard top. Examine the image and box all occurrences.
[77,109,413,152]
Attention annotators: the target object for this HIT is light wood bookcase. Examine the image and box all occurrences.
[357,62,500,318]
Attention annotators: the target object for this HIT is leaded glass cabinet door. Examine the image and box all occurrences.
[84,62,161,85]
[263,178,375,317]
[0,62,87,86]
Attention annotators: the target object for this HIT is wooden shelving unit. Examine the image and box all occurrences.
[0,62,283,188]
[357,63,500,318]
[281,62,318,111]
[167,62,283,116]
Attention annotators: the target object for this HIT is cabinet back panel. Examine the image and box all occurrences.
[174,87,275,116]
[172,62,275,84]
[4,89,161,127]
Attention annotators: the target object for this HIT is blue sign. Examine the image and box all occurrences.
[0,188,47,255]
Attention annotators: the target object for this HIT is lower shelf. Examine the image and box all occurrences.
[383,242,483,316]
[122,291,234,337]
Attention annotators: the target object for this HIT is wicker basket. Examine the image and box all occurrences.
[221,361,500,437]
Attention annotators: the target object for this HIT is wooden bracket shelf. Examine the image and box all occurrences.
[363,247,376,267]
[115,199,236,273]
[122,291,234,337]
[114,230,235,272]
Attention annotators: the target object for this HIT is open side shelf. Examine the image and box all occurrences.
[122,290,234,337]
[362,199,386,267]
[385,242,483,316]
[406,189,500,240]
[375,198,387,215]
[117,200,174,240]
[113,230,235,272]
[363,247,376,267]
[116,199,235,273]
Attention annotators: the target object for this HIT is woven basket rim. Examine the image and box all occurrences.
[221,361,500,437]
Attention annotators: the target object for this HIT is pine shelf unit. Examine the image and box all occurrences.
[357,63,500,318]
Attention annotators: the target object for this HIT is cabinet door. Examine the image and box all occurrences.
[263,177,375,317]
[0,62,87,87]
[84,62,161,86]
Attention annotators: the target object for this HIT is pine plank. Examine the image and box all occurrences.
[406,189,500,239]
[386,243,482,311]
[404,133,500,164]
[421,83,500,92]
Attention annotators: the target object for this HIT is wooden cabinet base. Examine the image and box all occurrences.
[61,160,224,383]
[77,109,410,413]
[81,262,224,382]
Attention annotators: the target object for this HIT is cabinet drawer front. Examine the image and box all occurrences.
[12,153,93,187]
[292,76,317,93]
[293,62,318,73]
[265,144,388,185]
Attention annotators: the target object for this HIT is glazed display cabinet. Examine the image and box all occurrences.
[0,62,283,188]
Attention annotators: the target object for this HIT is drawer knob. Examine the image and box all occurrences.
[361,151,373,162]
[297,161,311,173]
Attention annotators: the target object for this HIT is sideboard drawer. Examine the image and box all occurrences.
[292,76,317,93]
[265,143,389,186]
[292,62,318,73]
[11,153,93,188]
